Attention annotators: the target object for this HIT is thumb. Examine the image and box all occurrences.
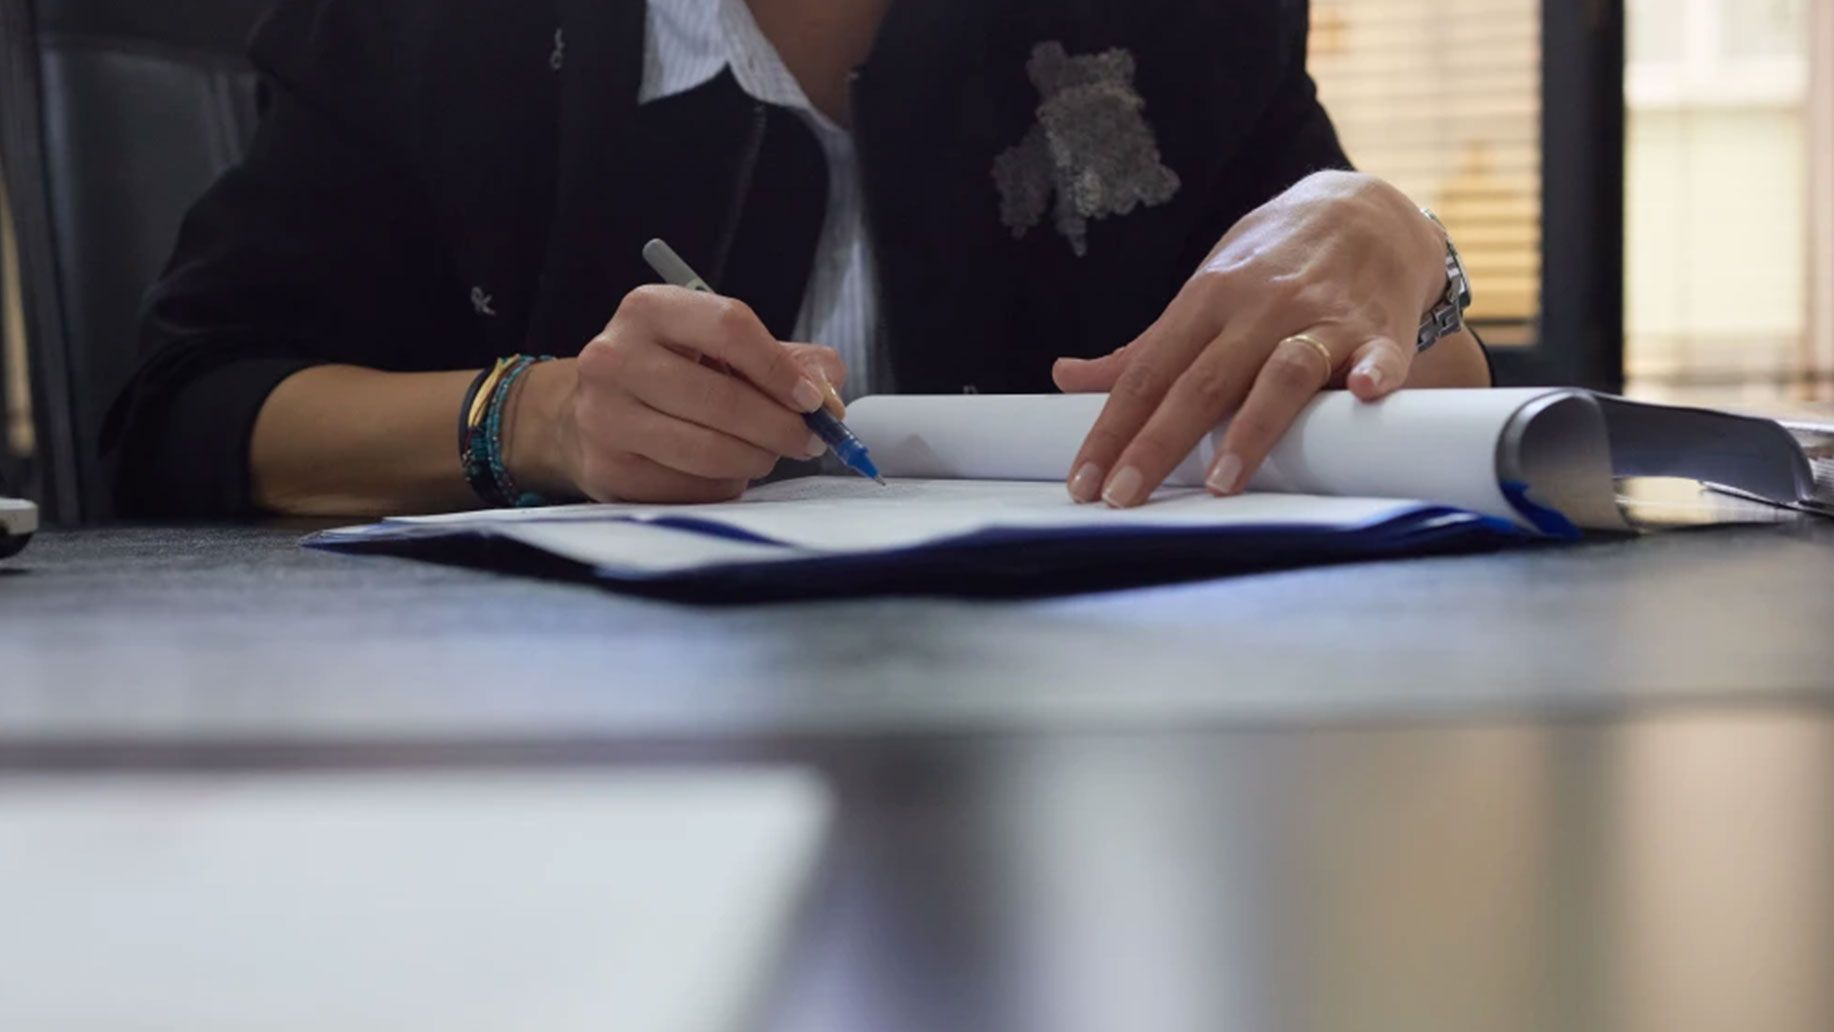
[1344,336,1413,402]
[1052,344,1135,394]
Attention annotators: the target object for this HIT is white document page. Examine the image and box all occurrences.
[500,519,804,572]
[467,480,1433,572]
[845,389,1563,524]
[0,771,831,1032]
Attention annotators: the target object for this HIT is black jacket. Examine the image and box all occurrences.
[106,0,1351,516]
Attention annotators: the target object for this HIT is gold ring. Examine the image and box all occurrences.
[1281,333,1335,376]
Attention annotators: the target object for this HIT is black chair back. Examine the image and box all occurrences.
[0,0,273,522]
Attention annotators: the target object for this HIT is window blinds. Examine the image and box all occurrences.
[1308,0,1543,334]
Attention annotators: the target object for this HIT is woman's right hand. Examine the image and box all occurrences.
[508,285,848,504]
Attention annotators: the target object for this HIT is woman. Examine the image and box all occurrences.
[105,0,1491,518]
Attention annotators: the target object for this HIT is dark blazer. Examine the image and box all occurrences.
[105,0,1351,516]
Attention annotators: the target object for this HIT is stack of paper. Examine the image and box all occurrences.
[309,390,1815,602]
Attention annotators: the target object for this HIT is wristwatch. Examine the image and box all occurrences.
[1417,208,1473,353]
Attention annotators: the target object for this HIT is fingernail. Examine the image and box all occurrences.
[1356,360,1384,391]
[1069,462,1106,503]
[793,379,824,413]
[819,375,847,416]
[1207,452,1244,495]
[1102,466,1144,509]
[804,433,828,459]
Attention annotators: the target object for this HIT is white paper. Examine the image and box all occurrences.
[0,770,831,1032]
[845,389,1567,525]
[358,479,1433,576]
[476,483,1430,571]
[499,520,805,571]
[601,478,1425,553]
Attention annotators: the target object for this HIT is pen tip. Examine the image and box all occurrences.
[873,475,887,486]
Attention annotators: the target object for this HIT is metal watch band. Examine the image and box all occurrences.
[1416,208,1473,353]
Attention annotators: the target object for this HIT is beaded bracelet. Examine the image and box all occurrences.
[460,354,555,509]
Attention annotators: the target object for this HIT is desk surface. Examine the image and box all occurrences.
[3,521,1834,745]
[4,525,1833,1031]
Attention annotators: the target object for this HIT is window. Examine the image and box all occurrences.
[1309,0,1543,347]
[1624,0,1821,406]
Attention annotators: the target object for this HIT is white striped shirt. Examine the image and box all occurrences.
[639,0,881,400]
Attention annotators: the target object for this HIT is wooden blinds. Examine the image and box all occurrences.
[1308,0,1543,331]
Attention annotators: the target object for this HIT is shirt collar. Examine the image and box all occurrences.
[640,0,824,123]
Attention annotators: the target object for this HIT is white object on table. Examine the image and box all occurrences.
[0,769,832,1032]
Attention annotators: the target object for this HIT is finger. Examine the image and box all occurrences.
[618,285,826,414]
[1052,342,1136,394]
[580,451,747,505]
[787,344,846,388]
[1097,325,1273,507]
[1206,330,1348,497]
[1064,323,1215,503]
[629,347,827,460]
[1345,335,1413,401]
[625,403,782,482]
[786,344,848,417]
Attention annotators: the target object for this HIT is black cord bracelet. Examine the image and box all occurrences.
[457,365,494,455]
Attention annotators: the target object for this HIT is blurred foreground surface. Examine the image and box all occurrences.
[1,525,1831,1031]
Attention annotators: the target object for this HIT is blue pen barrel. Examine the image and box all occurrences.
[805,409,852,449]
[805,409,883,482]
[833,440,882,480]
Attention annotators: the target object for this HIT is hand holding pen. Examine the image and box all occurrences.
[499,248,872,504]
[642,240,883,484]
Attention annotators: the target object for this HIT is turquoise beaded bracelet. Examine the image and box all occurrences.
[461,354,555,509]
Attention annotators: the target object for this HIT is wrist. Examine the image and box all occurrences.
[503,356,580,500]
[1418,213,1453,313]
[1411,328,1493,388]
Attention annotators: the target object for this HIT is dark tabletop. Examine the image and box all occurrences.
[3,524,1832,1031]
[4,521,1834,745]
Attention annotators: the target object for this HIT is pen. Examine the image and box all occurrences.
[642,238,885,485]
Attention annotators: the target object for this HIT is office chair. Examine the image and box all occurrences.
[0,0,274,524]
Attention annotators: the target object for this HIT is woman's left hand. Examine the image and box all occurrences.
[1052,170,1490,508]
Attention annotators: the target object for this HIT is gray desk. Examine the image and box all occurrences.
[3,525,1833,1031]
[4,522,1834,743]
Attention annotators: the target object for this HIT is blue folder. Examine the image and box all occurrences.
[308,500,1529,604]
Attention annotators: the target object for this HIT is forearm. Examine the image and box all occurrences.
[249,365,486,516]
